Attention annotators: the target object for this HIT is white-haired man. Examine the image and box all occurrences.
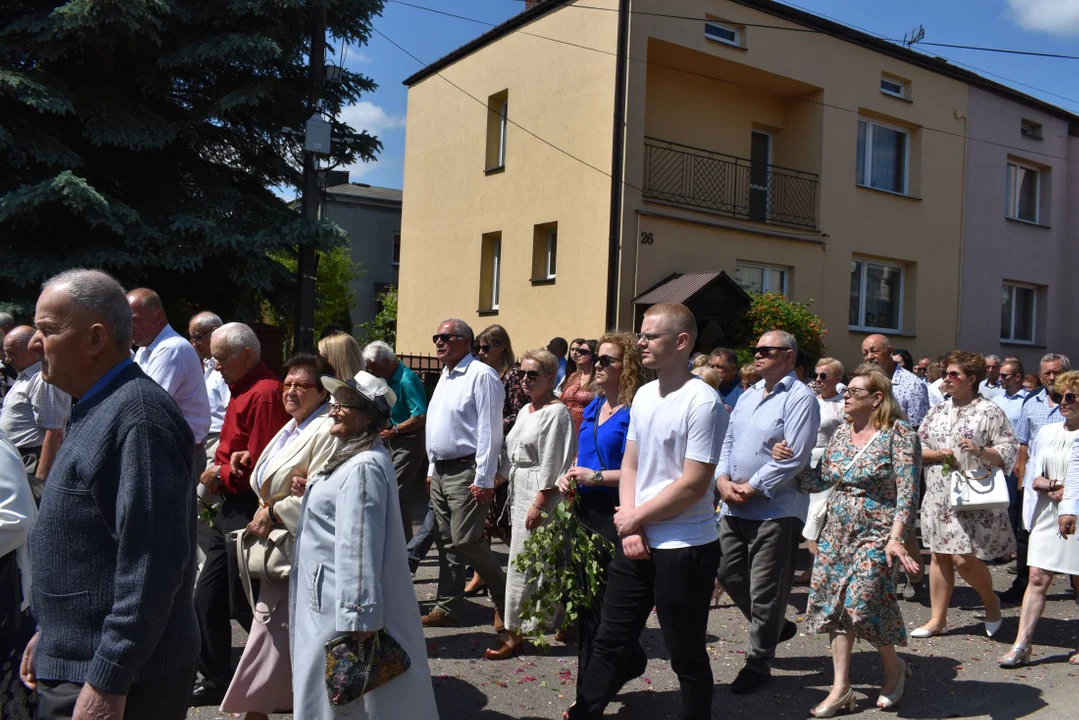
[980,354,1005,400]
[128,288,211,469]
[364,340,427,540]
[190,322,289,705]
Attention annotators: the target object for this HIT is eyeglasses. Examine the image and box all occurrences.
[842,387,873,398]
[573,348,592,356]
[753,346,791,357]
[814,372,830,381]
[597,355,622,368]
[635,331,671,343]
[281,382,317,393]
[999,372,1021,381]
[945,370,964,380]
[477,342,501,353]
[189,332,207,343]
[1050,392,1078,405]
[432,333,464,345]
[329,402,361,413]
[522,370,544,380]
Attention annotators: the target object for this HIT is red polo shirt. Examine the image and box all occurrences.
[214,362,290,495]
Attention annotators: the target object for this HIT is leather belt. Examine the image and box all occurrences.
[433,453,476,474]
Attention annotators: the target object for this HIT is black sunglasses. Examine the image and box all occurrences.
[522,370,543,380]
[432,333,463,345]
[1051,392,1078,405]
[597,354,622,368]
[574,347,592,356]
[814,372,830,381]
[477,342,501,353]
[753,346,791,357]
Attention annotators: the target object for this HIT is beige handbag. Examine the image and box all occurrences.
[230,526,294,614]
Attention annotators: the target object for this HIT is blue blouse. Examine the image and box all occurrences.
[576,396,629,495]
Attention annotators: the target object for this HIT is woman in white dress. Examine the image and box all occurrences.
[488,349,577,660]
[999,371,1079,667]
[290,373,437,720]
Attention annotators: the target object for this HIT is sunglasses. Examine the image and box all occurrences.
[596,354,622,368]
[1051,392,1079,405]
[999,372,1021,380]
[477,342,501,353]
[329,402,361,413]
[281,382,317,392]
[522,370,544,380]
[814,372,830,381]
[945,370,965,380]
[753,346,791,357]
[432,333,464,345]
[573,348,592,356]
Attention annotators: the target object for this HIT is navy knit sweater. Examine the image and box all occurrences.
[29,362,198,694]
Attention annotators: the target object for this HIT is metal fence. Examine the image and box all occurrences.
[399,353,443,399]
[643,137,818,229]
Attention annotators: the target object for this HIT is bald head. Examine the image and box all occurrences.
[127,287,167,347]
[2,325,39,372]
[861,334,895,372]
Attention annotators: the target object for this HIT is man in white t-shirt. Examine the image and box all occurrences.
[568,304,727,720]
[716,330,820,694]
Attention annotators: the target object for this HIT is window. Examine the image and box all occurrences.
[1020,119,1043,140]
[880,75,908,99]
[857,119,908,194]
[479,231,503,312]
[850,260,903,332]
[735,262,787,296]
[704,21,740,47]
[531,222,558,281]
[1001,283,1036,344]
[1006,161,1039,223]
[392,232,400,266]
[484,90,509,172]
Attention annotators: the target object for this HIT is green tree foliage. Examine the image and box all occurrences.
[736,292,827,366]
[0,0,385,318]
[265,244,362,340]
[355,285,396,347]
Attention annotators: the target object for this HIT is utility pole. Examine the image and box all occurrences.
[295,1,328,353]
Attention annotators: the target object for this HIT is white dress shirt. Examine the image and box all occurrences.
[134,324,211,443]
[0,361,70,448]
[425,354,505,487]
[254,408,324,494]
[203,358,230,434]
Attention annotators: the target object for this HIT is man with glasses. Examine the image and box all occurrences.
[420,319,509,653]
[710,347,743,411]
[715,330,820,694]
[570,304,725,720]
[1000,353,1072,604]
[861,334,929,428]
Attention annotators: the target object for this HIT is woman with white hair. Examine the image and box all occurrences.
[290,372,437,719]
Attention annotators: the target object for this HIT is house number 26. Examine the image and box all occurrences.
[640,232,654,245]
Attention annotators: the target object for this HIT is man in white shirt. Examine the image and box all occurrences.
[128,289,211,468]
[979,354,1005,400]
[420,319,508,650]
[569,304,726,720]
[187,311,231,469]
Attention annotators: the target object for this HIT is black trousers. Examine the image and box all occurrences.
[36,663,196,720]
[193,492,258,688]
[1007,474,1029,589]
[570,539,720,720]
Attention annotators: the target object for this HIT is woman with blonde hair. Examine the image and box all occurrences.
[692,366,722,390]
[740,363,761,390]
[317,332,364,380]
[773,365,921,714]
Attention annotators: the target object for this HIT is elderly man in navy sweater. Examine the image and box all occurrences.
[19,269,198,720]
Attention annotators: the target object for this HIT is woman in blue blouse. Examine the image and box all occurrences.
[557,332,648,707]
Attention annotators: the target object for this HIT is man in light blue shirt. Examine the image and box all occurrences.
[715,330,820,694]
[979,354,1005,400]
[991,359,1028,432]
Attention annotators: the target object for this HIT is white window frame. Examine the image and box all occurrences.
[392,231,400,266]
[735,261,787,296]
[704,21,740,47]
[880,75,907,99]
[497,99,508,168]
[545,228,557,280]
[1001,282,1037,345]
[849,259,904,333]
[856,118,910,196]
[1005,160,1040,224]
[491,238,501,311]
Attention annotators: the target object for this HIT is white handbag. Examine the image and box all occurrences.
[949,467,1010,512]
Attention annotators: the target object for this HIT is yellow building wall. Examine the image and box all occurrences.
[396,0,620,355]
[617,0,970,365]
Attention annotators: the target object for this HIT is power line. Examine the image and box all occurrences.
[387,1,1079,166]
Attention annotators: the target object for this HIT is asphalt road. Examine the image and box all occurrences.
[187,539,1079,720]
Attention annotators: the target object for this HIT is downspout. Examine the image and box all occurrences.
[954,109,968,350]
[604,0,631,331]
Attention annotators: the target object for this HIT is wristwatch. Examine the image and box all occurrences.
[591,470,604,486]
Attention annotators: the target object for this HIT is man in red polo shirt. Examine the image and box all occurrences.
[190,322,289,705]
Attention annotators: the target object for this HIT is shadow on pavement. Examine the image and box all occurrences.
[432,676,549,719]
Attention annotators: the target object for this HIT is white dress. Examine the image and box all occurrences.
[290,446,438,720]
[803,394,846,541]
[499,402,577,632]
[1023,423,1079,575]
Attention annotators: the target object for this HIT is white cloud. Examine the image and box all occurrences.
[337,101,405,137]
[1007,0,1079,35]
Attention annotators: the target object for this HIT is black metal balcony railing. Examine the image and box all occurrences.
[643,137,819,229]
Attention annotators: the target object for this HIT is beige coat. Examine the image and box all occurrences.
[250,405,336,534]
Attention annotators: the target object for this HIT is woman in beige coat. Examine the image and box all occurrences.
[221,353,338,719]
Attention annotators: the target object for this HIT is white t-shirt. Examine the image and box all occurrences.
[627,376,728,549]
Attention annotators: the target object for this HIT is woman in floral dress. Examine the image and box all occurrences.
[560,339,598,430]
[914,350,1017,640]
[777,366,921,716]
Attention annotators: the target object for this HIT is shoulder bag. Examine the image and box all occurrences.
[949,467,1010,512]
[325,629,411,709]
[803,428,881,542]
[231,525,294,613]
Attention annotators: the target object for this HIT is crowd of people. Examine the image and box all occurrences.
[1,271,1078,720]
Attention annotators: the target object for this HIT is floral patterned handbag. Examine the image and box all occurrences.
[325,629,411,711]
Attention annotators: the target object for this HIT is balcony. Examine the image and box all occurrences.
[642,137,819,230]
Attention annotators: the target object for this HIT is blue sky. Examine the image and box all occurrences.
[332,0,1079,192]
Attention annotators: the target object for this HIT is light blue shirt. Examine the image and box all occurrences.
[718,372,820,521]
[135,324,211,443]
[979,378,1005,400]
[992,388,1029,434]
[1015,387,1061,446]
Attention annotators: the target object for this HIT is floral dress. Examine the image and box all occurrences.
[918,397,1018,559]
[560,372,596,431]
[800,421,921,647]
